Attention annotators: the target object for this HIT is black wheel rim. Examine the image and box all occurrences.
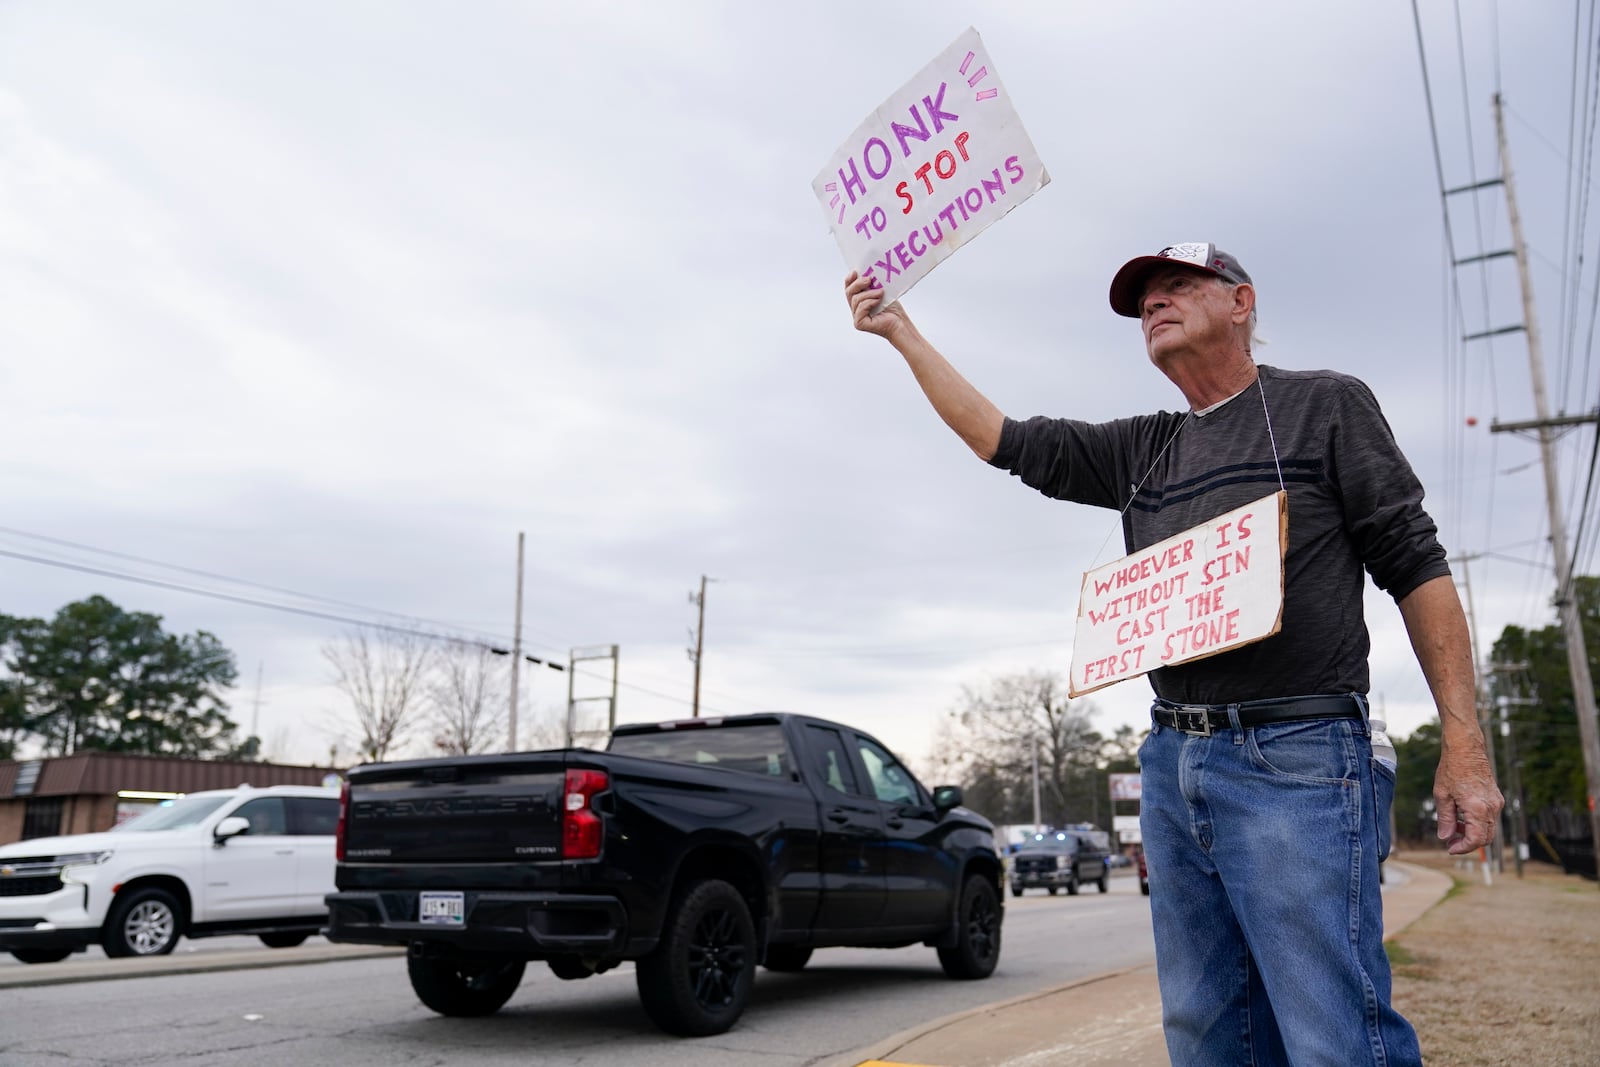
[966,891,998,961]
[687,905,747,1009]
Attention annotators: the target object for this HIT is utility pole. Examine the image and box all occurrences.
[1490,93,1600,885]
[509,531,525,752]
[1031,738,1042,834]
[1491,661,1537,878]
[565,644,619,747]
[248,661,265,760]
[1456,555,1501,871]
[688,575,714,718]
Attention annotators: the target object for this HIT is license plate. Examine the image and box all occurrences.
[418,891,465,926]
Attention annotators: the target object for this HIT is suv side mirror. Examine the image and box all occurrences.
[214,816,249,844]
[931,785,963,812]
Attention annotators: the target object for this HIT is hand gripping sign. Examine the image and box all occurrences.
[813,27,1050,308]
[1070,492,1288,697]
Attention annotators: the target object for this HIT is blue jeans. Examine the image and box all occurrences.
[1138,704,1417,1066]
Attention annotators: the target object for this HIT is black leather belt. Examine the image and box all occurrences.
[1152,694,1364,737]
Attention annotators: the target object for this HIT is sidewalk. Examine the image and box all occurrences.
[828,859,1453,1067]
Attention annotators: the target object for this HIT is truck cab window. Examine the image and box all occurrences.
[803,724,858,795]
[855,738,920,806]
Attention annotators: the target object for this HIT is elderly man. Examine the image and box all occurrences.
[844,245,1502,1066]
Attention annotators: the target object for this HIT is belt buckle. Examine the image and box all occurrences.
[1172,706,1214,737]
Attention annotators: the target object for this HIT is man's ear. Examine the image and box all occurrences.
[1230,283,1255,324]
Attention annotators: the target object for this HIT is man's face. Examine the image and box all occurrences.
[1138,266,1242,366]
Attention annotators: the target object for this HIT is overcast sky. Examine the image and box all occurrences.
[1,2,1592,774]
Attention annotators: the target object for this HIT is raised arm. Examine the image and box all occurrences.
[845,272,1004,461]
[1396,574,1505,854]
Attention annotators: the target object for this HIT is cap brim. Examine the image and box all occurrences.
[1108,256,1171,318]
[1108,256,1222,318]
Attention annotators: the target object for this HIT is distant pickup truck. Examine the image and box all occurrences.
[323,712,1003,1036]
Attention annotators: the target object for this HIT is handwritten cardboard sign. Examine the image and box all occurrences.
[812,26,1049,308]
[1069,492,1288,697]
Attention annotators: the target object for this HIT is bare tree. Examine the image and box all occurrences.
[933,669,1108,827]
[427,640,508,756]
[322,627,434,762]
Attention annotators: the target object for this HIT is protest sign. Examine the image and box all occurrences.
[1069,492,1288,697]
[812,26,1049,308]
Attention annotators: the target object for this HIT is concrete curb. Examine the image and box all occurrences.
[818,963,1160,1067]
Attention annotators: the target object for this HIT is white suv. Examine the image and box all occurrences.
[0,783,340,964]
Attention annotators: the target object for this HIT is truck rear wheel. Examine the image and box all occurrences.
[937,874,1001,980]
[636,878,755,1036]
[407,952,526,1017]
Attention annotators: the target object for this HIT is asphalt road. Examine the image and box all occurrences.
[0,872,1155,1066]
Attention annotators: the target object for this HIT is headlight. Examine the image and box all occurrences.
[57,851,114,882]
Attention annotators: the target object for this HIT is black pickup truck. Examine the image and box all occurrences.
[324,712,1003,1036]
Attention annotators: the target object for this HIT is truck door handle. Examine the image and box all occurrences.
[826,809,851,824]
[885,818,904,829]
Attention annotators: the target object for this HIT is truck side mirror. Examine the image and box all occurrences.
[931,785,963,812]
[214,816,250,845]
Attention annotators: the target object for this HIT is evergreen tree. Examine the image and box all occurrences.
[0,595,240,757]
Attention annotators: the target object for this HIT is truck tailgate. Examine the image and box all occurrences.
[343,757,566,863]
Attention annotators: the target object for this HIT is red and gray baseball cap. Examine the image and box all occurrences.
[1108,242,1252,317]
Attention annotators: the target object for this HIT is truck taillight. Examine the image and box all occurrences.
[562,768,608,860]
[335,780,349,862]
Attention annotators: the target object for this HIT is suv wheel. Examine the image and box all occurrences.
[103,887,182,957]
[258,931,310,949]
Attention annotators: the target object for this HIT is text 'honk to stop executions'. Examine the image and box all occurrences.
[811,26,1050,309]
[1069,493,1287,697]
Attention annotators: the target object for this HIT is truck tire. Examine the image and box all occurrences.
[102,887,182,957]
[1065,873,1080,896]
[1097,869,1109,893]
[407,953,526,1017]
[1009,884,1023,898]
[762,944,812,972]
[258,932,310,949]
[937,874,1001,980]
[636,878,755,1036]
[11,948,72,964]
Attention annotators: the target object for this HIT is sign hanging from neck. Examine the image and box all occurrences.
[1069,492,1288,697]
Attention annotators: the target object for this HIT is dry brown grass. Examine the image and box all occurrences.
[1387,848,1600,1066]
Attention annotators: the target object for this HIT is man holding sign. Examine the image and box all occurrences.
[844,244,1502,1066]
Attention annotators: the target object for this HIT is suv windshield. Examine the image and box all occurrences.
[112,796,231,832]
